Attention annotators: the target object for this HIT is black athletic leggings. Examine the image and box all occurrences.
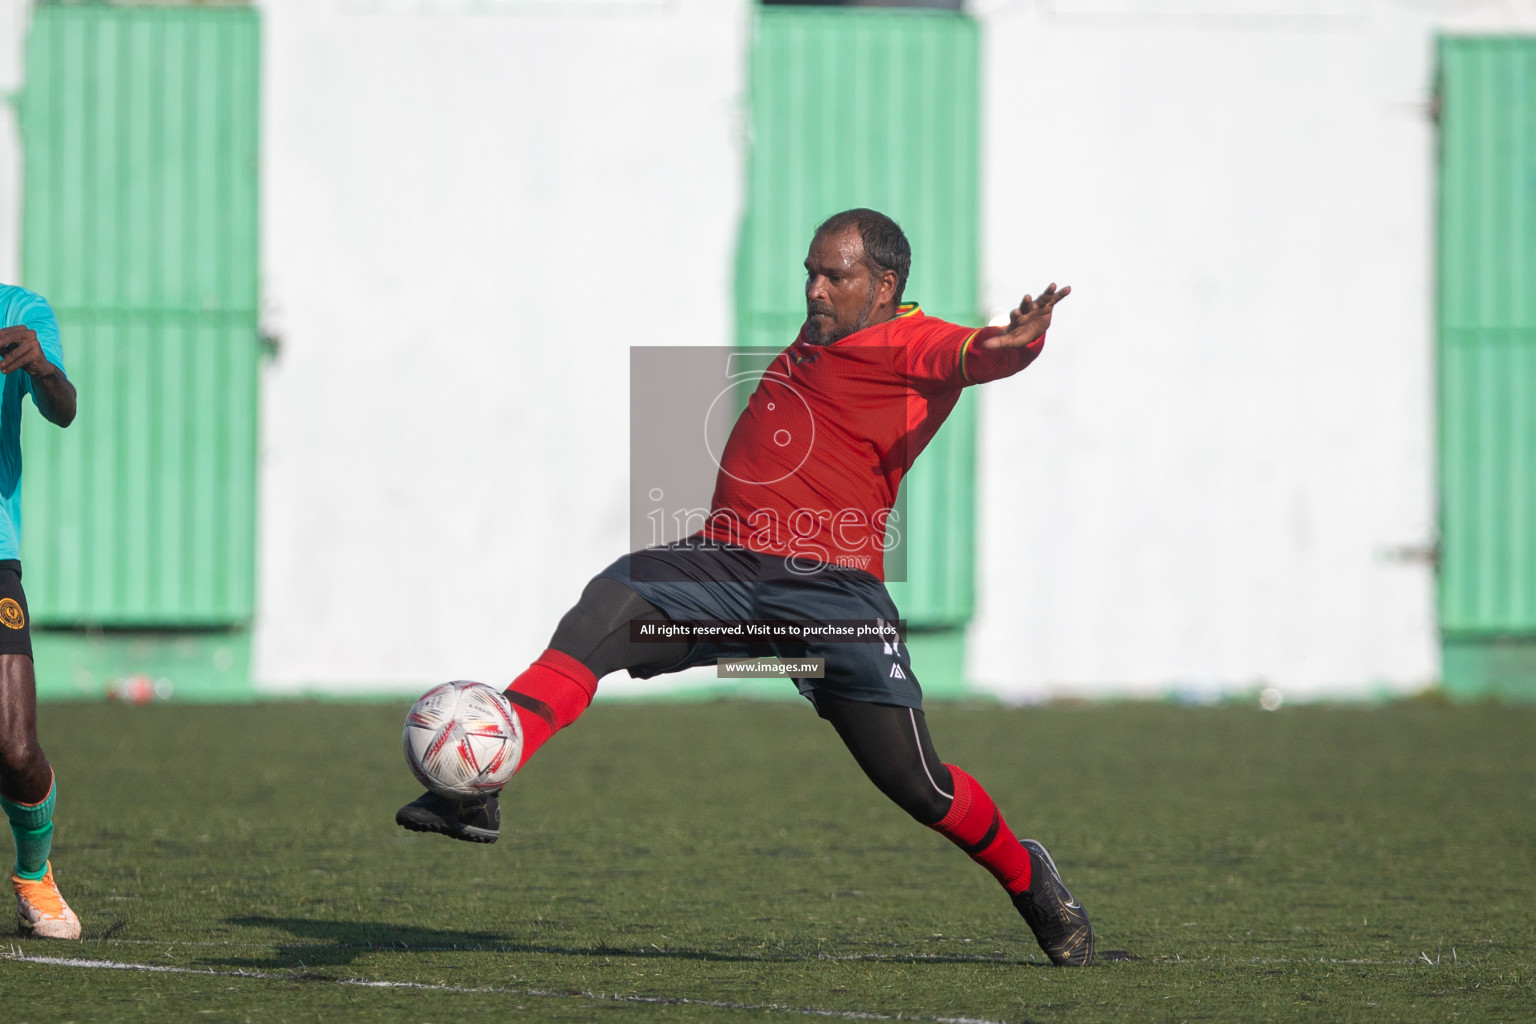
[548,576,956,825]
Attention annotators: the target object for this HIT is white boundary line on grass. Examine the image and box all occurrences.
[60,939,1432,967]
[61,937,1035,963]
[1,952,1012,1024]
[6,939,1431,968]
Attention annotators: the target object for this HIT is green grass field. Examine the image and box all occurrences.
[2,698,1532,1023]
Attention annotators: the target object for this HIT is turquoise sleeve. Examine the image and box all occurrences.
[22,294,66,380]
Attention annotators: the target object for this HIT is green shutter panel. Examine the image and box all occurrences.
[19,5,261,626]
[1437,37,1536,637]
[739,8,982,626]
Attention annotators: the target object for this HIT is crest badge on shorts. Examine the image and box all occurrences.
[0,598,25,630]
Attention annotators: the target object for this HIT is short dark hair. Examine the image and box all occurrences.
[815,208,911,303]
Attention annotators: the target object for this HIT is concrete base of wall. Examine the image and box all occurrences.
[595,627,972,704]
[33,629,253,702]
[28,627,971,704]
[1442,637,1536,702]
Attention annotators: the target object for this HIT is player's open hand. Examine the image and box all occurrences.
[0,325,58,378]
[983,283,1071,350]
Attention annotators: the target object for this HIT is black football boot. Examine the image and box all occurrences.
[1011,839,1095,966]
[395,791,500,844]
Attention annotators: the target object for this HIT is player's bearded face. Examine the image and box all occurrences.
[802,228,880,347]
[804,288,877,347]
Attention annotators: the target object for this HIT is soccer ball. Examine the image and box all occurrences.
[402,681,523,798]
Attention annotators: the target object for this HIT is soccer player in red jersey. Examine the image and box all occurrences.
[398,209,1094,966]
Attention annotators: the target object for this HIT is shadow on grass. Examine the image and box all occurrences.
[211,915,1043,971]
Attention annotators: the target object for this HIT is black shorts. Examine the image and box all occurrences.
[0,560,32,658]
[597,536,923,710]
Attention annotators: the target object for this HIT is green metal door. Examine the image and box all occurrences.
[1437,36,1536,698]
[18,4,261,626]
[739,7,982,629]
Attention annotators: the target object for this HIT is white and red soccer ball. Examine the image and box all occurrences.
[402,681,523,798]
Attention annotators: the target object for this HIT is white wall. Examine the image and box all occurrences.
[253,0,751,692]
[3,0,1530,700]
[968,0,1535,700]
[0,0,25,285]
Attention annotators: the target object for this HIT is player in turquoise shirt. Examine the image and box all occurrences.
[0,283,79,939]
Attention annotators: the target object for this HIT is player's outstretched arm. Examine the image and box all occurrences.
[0,325,76,428]
[980,283,1071,351]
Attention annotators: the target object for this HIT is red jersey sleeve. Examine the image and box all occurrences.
[960,327,1045,384]
[896,315,1045,390]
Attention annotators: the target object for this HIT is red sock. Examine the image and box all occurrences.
[503,649,598,769]
[929,764,1033,895]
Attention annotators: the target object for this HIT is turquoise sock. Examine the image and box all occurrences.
[2,780,55,880]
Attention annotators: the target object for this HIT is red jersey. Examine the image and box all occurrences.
[703,304,1043,580]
